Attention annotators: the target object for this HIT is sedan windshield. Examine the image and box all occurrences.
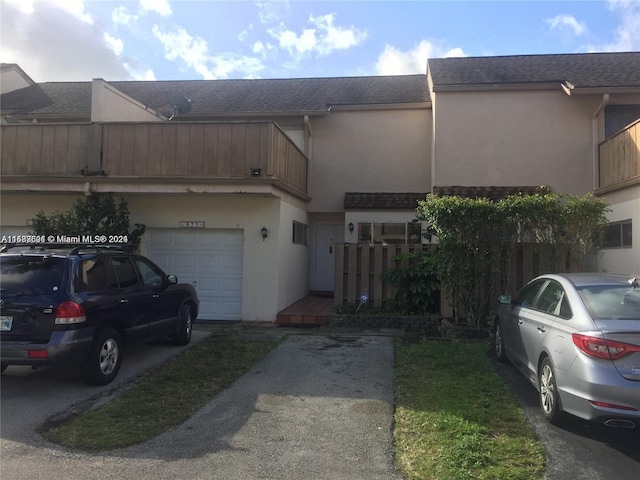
[578,285,640,320]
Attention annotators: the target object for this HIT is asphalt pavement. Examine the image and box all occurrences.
[1,330,401,480]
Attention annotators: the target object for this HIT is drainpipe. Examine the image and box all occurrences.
[304,115,312,160]
[592,94,609,190]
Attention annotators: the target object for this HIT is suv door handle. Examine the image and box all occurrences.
[518,320,524,325]
[120,299,129,304]
[537,326,546,332]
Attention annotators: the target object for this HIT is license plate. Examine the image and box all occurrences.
[0,316,13,332]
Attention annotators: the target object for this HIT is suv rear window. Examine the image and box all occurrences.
[0,256,65,296]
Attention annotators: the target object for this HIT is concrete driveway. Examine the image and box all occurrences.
[1,331,401,480]
[493,357,640,480]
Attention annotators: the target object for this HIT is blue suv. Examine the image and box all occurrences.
[0,244,199,385]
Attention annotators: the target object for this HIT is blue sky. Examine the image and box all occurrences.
[1,0,638,82]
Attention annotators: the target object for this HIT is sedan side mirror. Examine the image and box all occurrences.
[167,274,178,285]
[498,294,512,305]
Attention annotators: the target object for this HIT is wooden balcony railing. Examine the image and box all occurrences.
[599,118,640,190]
[0,121,308,196]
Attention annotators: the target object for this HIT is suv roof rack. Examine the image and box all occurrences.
[0,243,133,254]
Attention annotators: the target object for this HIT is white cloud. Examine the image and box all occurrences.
[546,14,587,36]
[268,12,366,58]
[112,6,136,26]
[375,40,466,75]
[151,25,264,79]
[140,0,172,17]
[104,33,124,56]
[0,0,132,81]
[598,0,640,51]
[152,25,216,78]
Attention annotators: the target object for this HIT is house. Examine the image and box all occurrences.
[426,53,640,274]
[1,52,638,322]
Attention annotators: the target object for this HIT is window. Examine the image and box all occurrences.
[0,256,65,295]
[603,220,632,248]
[534,281,571,318]
[109,257,139,288]
[513,279,546,308]
[292,221,308,245]
[135,258,164,288]
[76,258,108,292]
[357,222,422,245]
[605,105,640,138]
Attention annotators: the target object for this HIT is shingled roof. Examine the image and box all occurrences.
[1,75,430,117]
[428,52,640,90]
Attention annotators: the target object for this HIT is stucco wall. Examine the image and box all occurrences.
[432,89,600,196]
[277,200,310,310]
[0,192,308,322]
[91,79,162,122]
[597,184,640,275]
[308,107,431,212]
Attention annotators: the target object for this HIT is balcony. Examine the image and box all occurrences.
[598,118,640,192]
[0,121,309,198]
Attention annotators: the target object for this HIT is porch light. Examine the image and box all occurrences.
[348,222,354,233]
[261,227,268,241]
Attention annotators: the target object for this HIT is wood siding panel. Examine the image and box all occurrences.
[1,122,308,195]
[133,124,149,176]
[27,126,43,174]
[0,126,17,175]
[203,124,219,176]
[217,124,232,177]
[231,124,247,177]
[599,119,640,188]
[188,124,204,177]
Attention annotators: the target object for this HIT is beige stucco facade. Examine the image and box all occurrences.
[430,88,599,195]
[597,184,640,274]
[307,106,431,213]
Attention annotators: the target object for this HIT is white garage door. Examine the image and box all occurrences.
[146,229,244,321]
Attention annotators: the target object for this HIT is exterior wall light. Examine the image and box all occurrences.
[261,227,268,241]
[348,222,354,233]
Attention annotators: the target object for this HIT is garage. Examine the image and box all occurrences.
[145,229,244,321]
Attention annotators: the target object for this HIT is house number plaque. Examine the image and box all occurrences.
[179,221,205,228]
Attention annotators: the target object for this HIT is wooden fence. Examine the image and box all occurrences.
[334,242,584,317]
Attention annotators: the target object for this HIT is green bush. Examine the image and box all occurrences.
[417,191,609,326]
[382,250,440,314]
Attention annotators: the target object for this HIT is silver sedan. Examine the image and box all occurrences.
[494,273,640,428]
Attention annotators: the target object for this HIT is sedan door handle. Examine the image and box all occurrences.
[518,320,524,325]
[120,299,129,304]
[537,326,546,332]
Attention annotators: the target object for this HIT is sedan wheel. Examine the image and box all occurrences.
[539,357,564,424]
[494,321,507,363]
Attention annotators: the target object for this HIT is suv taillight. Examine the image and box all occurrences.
[55,301,87,324]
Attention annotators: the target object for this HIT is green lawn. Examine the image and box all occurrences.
[394,339,545,480]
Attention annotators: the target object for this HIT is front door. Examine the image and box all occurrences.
[314,224,344,292]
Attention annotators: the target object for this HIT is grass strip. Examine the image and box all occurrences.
[395,340,545,480]
[40,335,279,451]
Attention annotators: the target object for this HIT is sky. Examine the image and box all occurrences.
[1,0,639,83]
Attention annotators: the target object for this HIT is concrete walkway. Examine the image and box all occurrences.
[1,334,401,480]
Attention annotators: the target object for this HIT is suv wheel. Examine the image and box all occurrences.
[81,328,123,385]
[173,304,193,346]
